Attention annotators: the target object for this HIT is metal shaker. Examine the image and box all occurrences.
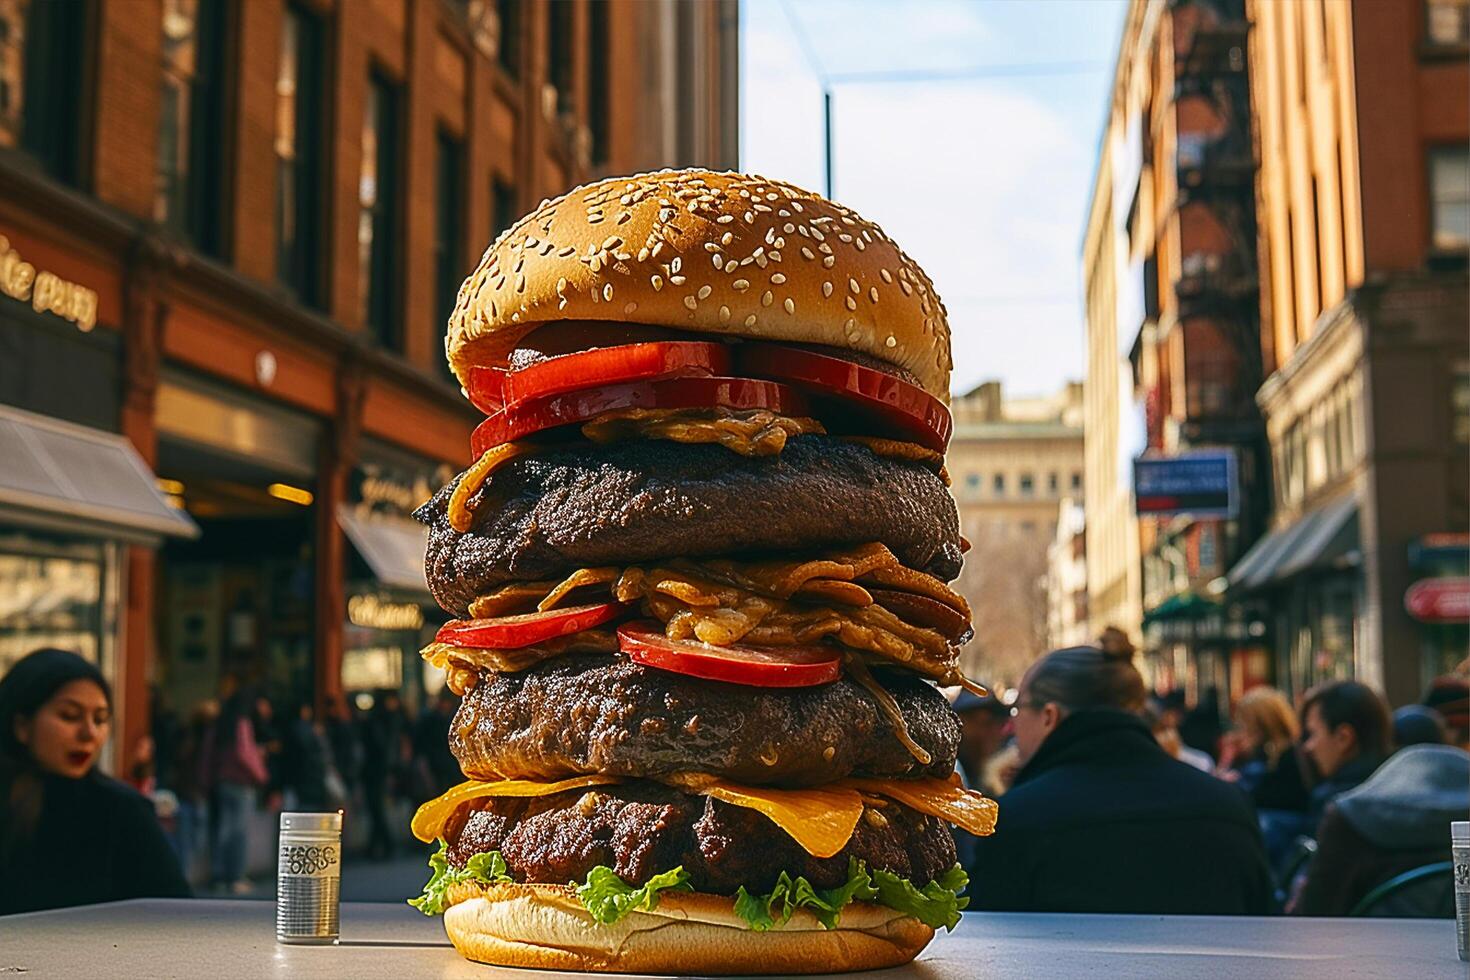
[1454,821,1469,962]
[276,811,343,945]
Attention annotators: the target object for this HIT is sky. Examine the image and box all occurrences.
[740,0,1128,398]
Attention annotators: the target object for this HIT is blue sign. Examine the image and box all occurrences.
[1133,450,1238,519]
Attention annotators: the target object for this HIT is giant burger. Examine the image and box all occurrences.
[409,169,997,974]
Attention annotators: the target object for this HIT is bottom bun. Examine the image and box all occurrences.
[442,880,934,975]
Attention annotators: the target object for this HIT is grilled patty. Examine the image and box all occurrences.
[416,435,963,618]
[445,779,957,895]
[450,655,960,787]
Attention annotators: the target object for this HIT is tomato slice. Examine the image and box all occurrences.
[736,344,952,452]
[437,602,626,650]
[466,342,731,416]
[471,376,809,456]
[617,621,842,688]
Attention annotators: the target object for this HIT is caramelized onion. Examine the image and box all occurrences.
[845,656,931,766]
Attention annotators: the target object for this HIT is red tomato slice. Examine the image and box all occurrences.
[466,365,510,414]
[437,602,626,650]
[471,376,808,456]
[617,621,843,688]
[465,342,730,415]
[736,344,952,452]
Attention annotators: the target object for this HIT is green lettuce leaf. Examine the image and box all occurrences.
[871,864,970,930]
[408,841,512,915]
[733,860,968,932]
[411,842,969,932]
[575,865,694,925]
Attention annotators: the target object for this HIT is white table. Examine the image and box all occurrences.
[1,899,1461,979]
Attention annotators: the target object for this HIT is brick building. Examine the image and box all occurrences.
[0,0,738,769]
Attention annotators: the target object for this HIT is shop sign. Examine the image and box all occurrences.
[353,460,456,519]
[1408,534,1470,573]
[348,593,424,631]
[0,235,99,332]
[1133,449,1238,519]
[1405,577,1470,624]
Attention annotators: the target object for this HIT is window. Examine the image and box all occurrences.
[992,473,1006,496]
[1427,0,1470,47]
[588,0,610,164]
[1070,471,1083,491]
[492,177,517,239]
[1047,472,1059,494]
[3,0,86,184]
[276,4,325,306]
[495,0,519,76]
[1019,473,1035,497]
[435,131,465,378]
[965,472,980,493]
[359,72,401,348]
[1429,146,1469,251]
[156,0,228,254]
[547,0,573,116]
[1453,363,1470,445]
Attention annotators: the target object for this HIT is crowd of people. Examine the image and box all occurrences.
[956,633,1470,918]
[3,641,1467,919]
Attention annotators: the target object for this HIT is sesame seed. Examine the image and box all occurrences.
[900,280,913,295]
[854,239,866,251]
[845,296,857,311]
[771,273,787,284]
[783,297,795,315]
[704,243,721,253]
[719,305,731,322]
[556,277,568,293]
[671,257,682,273]
[744,314,758,327]
[603,284,614,301]
[769,251,781,262]
[849,278,860,293]
[870,287,880,303]
[802,247,816,261]
[624,301,638,314]
[713,254,724,270]
[839,233,853,244]
[765,228,775,245]
[516,274,526,292]
[823,255,836,268]
[588,213,604,224]
[732,279,750,291]
[637,247,650,262]
[617,211,632,224]
[880,269,893,283]
[652,241,667,258]
[603,236,622,250]
[716,214,734,224]
[755,253,768,268]
[684,296,698,310]
[670,275,686,285]
[885,335,897,348]
[761,290,773,307]
[822,282,833,297]
[525,235,538,246]
[697,285,712,300]
[783,223,795,234]
[652,275,664,291]
[721,232,734,245]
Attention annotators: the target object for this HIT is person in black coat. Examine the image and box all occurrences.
[968,643,1273,915]
[0,649,190,915]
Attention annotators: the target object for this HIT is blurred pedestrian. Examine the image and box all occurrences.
[1223,686,1311,811]
[1392,704,1448,750]
[360,692,407,860]
[282,702,335,811]
[412,691,463,794]
[200,676,268,893]
[1291,743,1469,916]
[325,696,362,800]
[253,694,284,810]
[0,649,189,914]
[1178,686,1224,761]
[1422,674,1469,750]
[949,688,1011,872]
[1300,680,1391,824]
[168,699,218,880]
[968,642,1272,914]
[1140,704,1213,772]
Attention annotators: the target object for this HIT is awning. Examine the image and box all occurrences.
[0,404,199,545]
[338,508,430,596]
[1142,591,1220,624]
[1228,493,1358,592]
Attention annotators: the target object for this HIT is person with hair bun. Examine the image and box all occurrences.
[967,640,1272,915]
[0,649,189,914]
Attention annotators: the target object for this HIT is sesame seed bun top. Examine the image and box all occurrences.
[444,168,953,398]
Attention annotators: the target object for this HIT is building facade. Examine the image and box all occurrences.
[0,0,738,769]
[1046,498,1090,651]
[1229,0,1468,706]
[947,381,1085,687]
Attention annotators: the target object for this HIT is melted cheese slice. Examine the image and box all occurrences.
[448,443,528,533]
[840,775,999,837]
[696,780,864,859]
[411,775,619,842]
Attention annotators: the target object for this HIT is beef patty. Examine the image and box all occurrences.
[451,655,959,786]
[446,780,957,895]
[416,435,963,617]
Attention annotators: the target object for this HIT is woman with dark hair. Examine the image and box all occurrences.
[0,649,189,914]
[968,641,1272,914]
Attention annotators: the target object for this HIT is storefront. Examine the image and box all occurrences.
[152,371,323,715]
[338,440,454,714]
[0,283,195,733]
[1404,534,1470,683]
